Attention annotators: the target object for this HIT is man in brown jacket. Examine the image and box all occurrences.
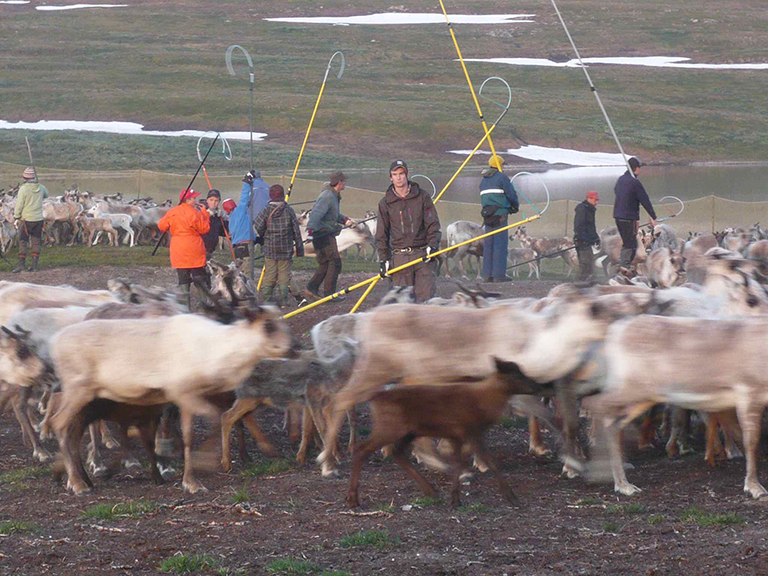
[375,160,441,302]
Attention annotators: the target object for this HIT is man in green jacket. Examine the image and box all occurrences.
[304,171,354,301]
[13,166,48,273]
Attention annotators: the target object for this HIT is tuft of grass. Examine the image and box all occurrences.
[680,507,745,527]
[320,572,351,576]
[0,520,38,535]
[0,466,48,485]
[80,500,158,521]
[159,553,220,574]
[229,483,252,504]
[266,558,322,575]
[648,515,664,526]
[458,503,490,513]
[607,503,648,515]
[375,502,395,513]
[576,497,602,506]
[412,496,442,508]
[241,459,294,478]
[339,529,397,549]
[603,522,619,533]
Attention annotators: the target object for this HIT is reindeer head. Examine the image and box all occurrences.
[0,326,47,388]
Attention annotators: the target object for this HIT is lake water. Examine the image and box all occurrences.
[319,164,767,205]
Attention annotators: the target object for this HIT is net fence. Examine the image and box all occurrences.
[2,161,766,238]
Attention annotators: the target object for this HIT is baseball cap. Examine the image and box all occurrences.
[206,189,221,199]
[389,159,408,174]
[628,157,643,170]
[586,190,599,201]
[329,171,347,187]
[179,188,201,202]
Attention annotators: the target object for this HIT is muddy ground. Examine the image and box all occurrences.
[1,266,767,575]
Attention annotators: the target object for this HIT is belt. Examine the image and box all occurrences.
[392,246,426,254]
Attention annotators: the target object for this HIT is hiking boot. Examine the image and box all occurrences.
[332,295,347,302]
[261,285,275,304]
[278,287,291,309]
[494,276,514,283]
[482,276,492,283]
[12,257,26,274]
[27,256,39,272]
[303,289,321,303]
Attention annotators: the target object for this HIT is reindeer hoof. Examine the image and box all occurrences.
[615,482,642,496]
[158,462,177,480]
[183,479,208,494]
[122,458,141,470]
[33,448,53,463]
[346,494,360,509]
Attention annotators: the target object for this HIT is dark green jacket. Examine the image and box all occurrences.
[307,185,347,237]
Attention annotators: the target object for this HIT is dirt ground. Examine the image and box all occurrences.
[1,266,768,576]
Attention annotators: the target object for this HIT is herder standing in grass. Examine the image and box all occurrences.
[304,171,355,302]
[201,189,228,260]
[157,188,210,310]
[229,170,260,260]
[573,190,600,282]
[376,160,441,302]
[13,166,48,273]
[479,155,518,283]
[614,157,656,277]
[254,184,304,308]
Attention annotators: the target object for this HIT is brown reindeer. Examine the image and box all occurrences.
[513,226,576,277]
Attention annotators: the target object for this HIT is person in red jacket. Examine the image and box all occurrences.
[157,188,211,309]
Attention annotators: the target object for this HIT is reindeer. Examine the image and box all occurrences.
[514,226,576,277]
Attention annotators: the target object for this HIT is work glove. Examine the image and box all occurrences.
[242,172,254,185]
[379,260,389,278]
[345,218,355,227]
[249,170,258,179]
[13,218,20,227]
[426,246,437,259]
[510,206,519,214]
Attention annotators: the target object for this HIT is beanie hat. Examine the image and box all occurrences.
[22,167,36,180]
[628,157,643,170]
[329,171,347,187]
[206,189,221,199]
[269,184,285,201]
[222,198,236,214]
[488,155,505,170]
[586,190,599,201]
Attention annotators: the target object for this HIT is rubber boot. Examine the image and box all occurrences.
[279,286,291,309]
[180,284,192,312]
[27,255,39,272]
[12,257,26,274]
[261,285,275,304]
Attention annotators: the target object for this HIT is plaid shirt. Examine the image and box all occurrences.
[254,202,304,260]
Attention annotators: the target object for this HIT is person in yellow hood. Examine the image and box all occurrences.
[13,166,48,273]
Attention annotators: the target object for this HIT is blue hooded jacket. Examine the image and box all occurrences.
[249,176,270,222]
[229,182,255,245]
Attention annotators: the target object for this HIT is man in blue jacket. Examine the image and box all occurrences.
[229,170,260,259]
[249,171,270,223]
[613,157,656,274]
[480,155,519,282]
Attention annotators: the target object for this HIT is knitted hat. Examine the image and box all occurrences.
[586,190,599,201]
[222,198,236,214]
[329,171,347,187]
[22,167,35,180]
[269,184,285,201]
[489,155,505,170]
[206,189,221,199]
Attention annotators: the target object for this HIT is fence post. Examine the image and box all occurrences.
[564,199,569,237]
[137,169,142,200]
[711,195,715,233]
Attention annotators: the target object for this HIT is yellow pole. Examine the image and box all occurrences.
[283,214,541,320]
[433,122,498,204]
[287,82,327,200]
[256,264,266,291]
[350,276,380,313]
[437,0,498,158]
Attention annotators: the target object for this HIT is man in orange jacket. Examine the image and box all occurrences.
[157,188,211,310]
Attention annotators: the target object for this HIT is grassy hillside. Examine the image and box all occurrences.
[0,0,766,172]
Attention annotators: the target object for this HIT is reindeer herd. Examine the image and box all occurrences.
[5,215,768,509]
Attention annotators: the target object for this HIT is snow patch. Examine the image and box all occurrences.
[0,1,31,4]
[265,12,535,26]
[448,146,633,167]
[0,120,267,142]
[464,56,768,70]
[36,4,127,11]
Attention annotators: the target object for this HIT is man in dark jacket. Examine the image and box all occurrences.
[254,184,304,307]
[376,159,441,302]
[304,171,354,301]
[614,157,656,273]
[479,155,519,282]
[573,190,600,282]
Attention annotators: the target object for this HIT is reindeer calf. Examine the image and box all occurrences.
[341,358,541,509]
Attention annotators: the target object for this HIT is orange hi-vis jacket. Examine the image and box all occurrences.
[157,203,210,269]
